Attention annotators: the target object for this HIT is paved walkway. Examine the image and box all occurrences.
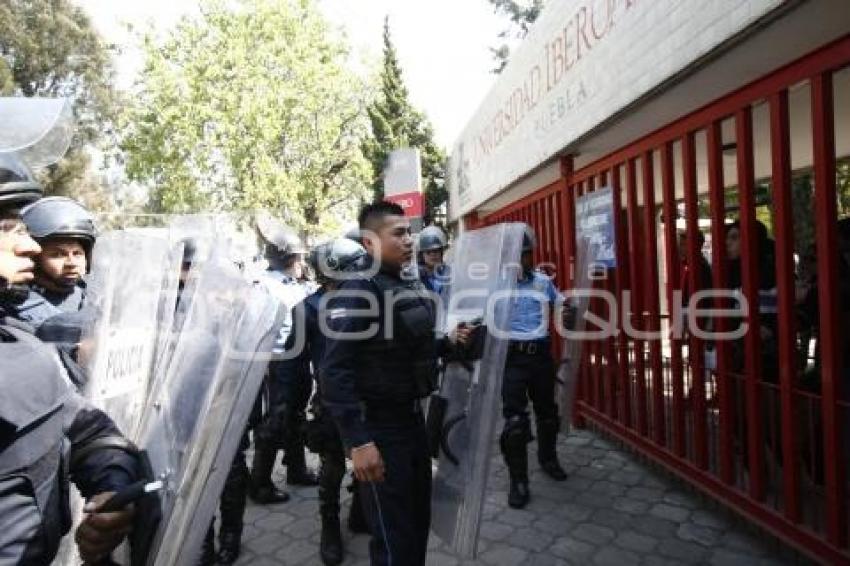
[235,429,805,565]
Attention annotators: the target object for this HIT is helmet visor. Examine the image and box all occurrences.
[0,98,74,167]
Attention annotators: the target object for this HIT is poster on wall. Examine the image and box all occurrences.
[575,186,616,269]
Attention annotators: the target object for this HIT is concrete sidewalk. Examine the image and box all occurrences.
[234,429,804,565]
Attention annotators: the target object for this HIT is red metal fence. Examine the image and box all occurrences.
[475,35,850,564]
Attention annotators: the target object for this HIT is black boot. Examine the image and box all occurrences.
[217,529,242,565]
[501,416,532,509]
[217,452,248,564]
[199,524,215,566]
[320,513,344,565]
[284,431,318,486]
[250,445,290,504]
[536,416,568,481]
[508,476,531,509]
[347,478,369,534]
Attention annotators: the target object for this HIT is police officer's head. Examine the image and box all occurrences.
[358,201,411,274]
[0,152,44,301]
[418,225,447,271]
[21,196,96,292]
[255,214,306,275]
[309,237,367,291]
[521,224,536,273]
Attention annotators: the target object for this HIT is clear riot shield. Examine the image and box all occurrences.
[431,222,524,558]
[83,232,175,439]
[153,291,281,566]
[54,231,176,566]
[151,240,184,376]
[137,254,280,566]
[556,237,593,430]
[0,97,74,166]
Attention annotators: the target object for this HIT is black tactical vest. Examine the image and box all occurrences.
[0,323,72,563]
[356,272,438,405]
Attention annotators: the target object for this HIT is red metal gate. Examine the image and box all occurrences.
[475,35,850,564]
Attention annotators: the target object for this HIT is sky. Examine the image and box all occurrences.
[74,0,509,148]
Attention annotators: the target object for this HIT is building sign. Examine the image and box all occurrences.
[385,190,424,218]
[575,186,616,268]
[384,148,424,228]
[448,0,784,220]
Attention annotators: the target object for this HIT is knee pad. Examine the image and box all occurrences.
[500,415,532,454]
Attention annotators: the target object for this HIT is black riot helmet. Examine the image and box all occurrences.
[21,196,97,250]
[418,225,447,253]
[0,152,43,208]
[255,213,305,261]
[308,237,367,284]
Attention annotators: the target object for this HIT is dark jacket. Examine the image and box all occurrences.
[0,318,139,564]
[320,264,446,449]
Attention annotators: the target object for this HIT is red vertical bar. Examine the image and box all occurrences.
[562,158,576,291]
[554,193,565,288]
[612,164,632,428]
[812,72,846,547]
[736,107,765,499]
[584,178,602,411]
[599,170,616,419]
[661,142,686,457]
[641,150,665,446]
[769,91,801,522]
[707,120,734,484]
[683,131,709,469]
[533,200,542,266]
[626,158,648,435]
[551,193,564,288]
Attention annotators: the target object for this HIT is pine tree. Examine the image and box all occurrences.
[364,18,447,226]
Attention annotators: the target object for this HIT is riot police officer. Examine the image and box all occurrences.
[251,217,317,504]
[321,202,469,565]
[417,225,450,295]
[278,237,369,564]
[0,150,142,564]
[14,196,96,327]
[500,225,569,509]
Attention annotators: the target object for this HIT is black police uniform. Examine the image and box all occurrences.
[321,263,444,566]
[278,289,367,564]
[0,315,140,563]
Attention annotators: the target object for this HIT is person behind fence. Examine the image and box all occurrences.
[0,151,142,564]
[500,224,573,510]
[725,219,778,381]
[8,196,96,328]
[278,237,371,565]
[417,225,450,295]
[320,201,470,565]
[251,218,318,505]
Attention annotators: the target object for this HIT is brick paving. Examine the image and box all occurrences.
[234,429,808,565]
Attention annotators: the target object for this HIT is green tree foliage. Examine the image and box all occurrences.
[121,0,371,235]
[488,0,544,73]
[0,0,118,204]
[363,19,446,225]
